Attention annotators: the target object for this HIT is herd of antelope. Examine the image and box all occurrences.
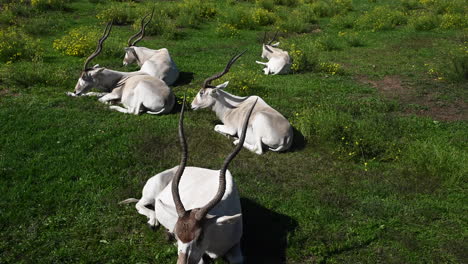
[67,10,294,263]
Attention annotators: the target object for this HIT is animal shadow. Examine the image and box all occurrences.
[241,198,298,264]
[288,126,306,152]
[173,71,194,87]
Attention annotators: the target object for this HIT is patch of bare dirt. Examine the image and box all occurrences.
[356,75,467,121]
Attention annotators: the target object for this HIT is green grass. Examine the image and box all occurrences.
[0,0,467,263]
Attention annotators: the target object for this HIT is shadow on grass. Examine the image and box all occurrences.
[288,126,306,152]
[173,71,194,87]
[241,198,297,264]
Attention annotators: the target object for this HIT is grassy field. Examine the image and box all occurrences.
[0,0,467,263]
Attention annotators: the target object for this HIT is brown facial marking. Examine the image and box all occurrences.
[174,210,203,243]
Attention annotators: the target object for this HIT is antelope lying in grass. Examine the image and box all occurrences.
[120,96,257,264]
[123,10,179,86]
[69,22,175,115]
[191,51,293,155]
[255,32,292,75]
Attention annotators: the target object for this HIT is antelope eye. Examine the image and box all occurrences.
[199,90,204,95]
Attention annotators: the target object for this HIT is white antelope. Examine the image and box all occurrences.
[69,22,175,115]
[123,10,179,86]
[255,32,292,75]
[120,96,257,264]
[191,51,293,155]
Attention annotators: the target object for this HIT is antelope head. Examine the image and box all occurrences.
[171,94,256,264]
[123,9,154,66]
[74,22,112,95]
[261,31,280,59]
[191,50,246,110]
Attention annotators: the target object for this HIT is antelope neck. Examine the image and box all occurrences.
[211,90,247,122]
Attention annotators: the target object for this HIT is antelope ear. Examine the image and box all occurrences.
[93,64,100,68]
[215,214,242,225]
[271,42,280,47]
[204,213,242,226]
[215,81,229,90]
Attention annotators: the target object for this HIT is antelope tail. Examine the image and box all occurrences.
[119,198,139,205]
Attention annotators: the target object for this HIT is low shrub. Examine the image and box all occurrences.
[281,41,318,73]
[53,26,100,57]
[0,27,42,63]
[175,0,217,28]
[216,23,240,38]
[0,8,14,25]
[330,14,356,29]
[31,0,70,11]
[256,0,275,11]
[53,26,120,58]
[314,34,344,51]
[399,0,422,11]
[22,15,63,36]
[273,0,299,7]
[0,2,32,21]
[292,100,401,163]
[439,13,467,29]
[445,43,468,81]
[401,137,467,186]
[211,65,261,96]
[355,6,407,31]
[132,10,179,40]
[318,61,344,75]
[220,7,256,30]
[339,31,365,47]
[96,2,136,25]
[428,0,467,15]
[300,4,320,24]
[276,10,312,33]
[251,8,275,26]
[408,12,440,31]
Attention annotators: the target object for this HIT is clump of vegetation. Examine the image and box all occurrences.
[0,7,15,25]
[292,100,400,163]
[0,2,32,23]
[220,6,257,30]
[314,34,344,51]
[355,6,407,31]
[216,23,240,38]
[306,0,352,17]
[446,43,468,81]
[96,2,136,25]
[31,0,70,11]
[273,0,299,7]
[276,10,313,33]
[439,13,467,29]
[318,61,344,75]
[399,0,422,11]
[53,26,100,57]
[22,15,63,36]
[212,66,261,96]
[175,0,217,28]
[132,10,179,39]
[339,31,366,47]
[401,136,467,186]
[330,13,356,29]
[251,8,275,26]
[0,27,42,63]
[256,0,275,11]
[408,12,440,31]
[289,43,317,73]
